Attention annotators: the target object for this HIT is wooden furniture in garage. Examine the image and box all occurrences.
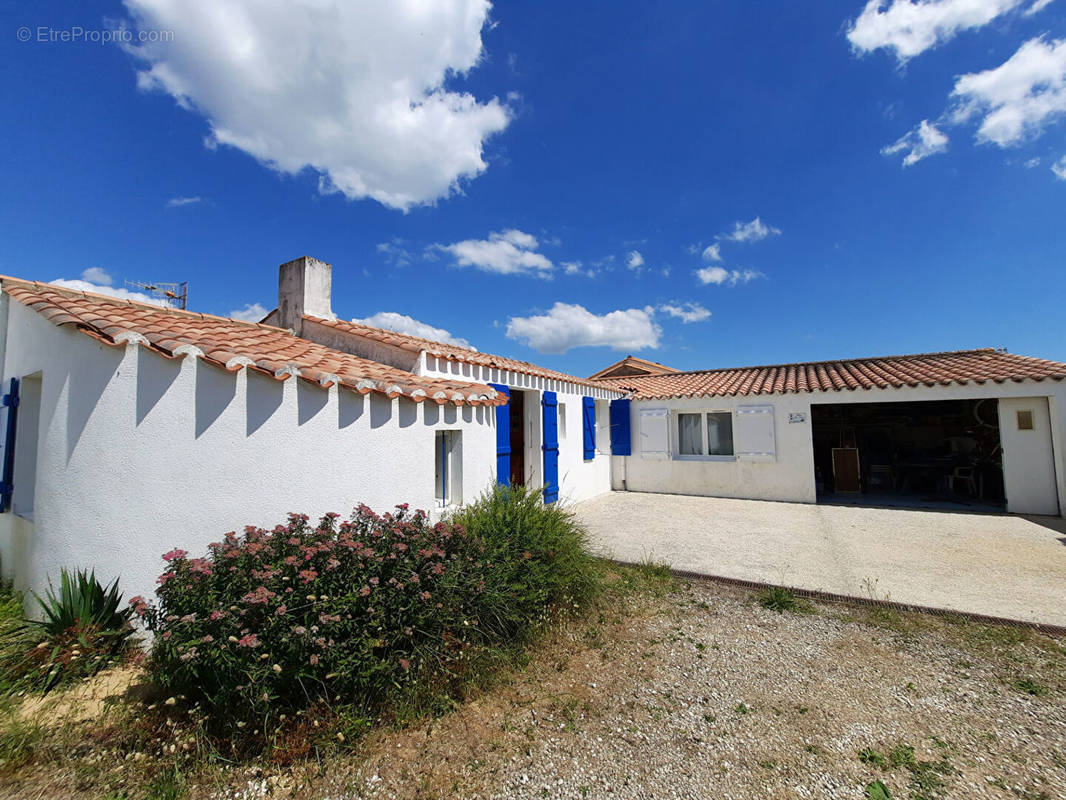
[832,447,861,493]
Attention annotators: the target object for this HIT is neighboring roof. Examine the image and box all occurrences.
[307,316,617,391]
[1,279,503,406]
[599,349,1066,400]
[588,355,681,380]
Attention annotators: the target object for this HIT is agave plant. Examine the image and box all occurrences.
[31,568,132,638]
[19,568,135,691]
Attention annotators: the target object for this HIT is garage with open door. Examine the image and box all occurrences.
[811,398,1005,511]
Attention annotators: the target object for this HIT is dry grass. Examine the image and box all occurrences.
[1,566,1063,800]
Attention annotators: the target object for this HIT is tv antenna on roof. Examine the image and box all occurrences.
[125,280,189,310]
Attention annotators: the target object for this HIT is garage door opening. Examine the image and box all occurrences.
[811,398,1005,511]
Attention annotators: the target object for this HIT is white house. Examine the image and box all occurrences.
[1,255,1063,604]
[599,352,1066,517]
[0,257,622,602]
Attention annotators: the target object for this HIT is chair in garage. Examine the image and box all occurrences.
[949,465,978,497]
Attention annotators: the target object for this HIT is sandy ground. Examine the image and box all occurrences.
[574,491,1066,626]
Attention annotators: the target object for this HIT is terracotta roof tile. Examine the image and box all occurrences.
[308,316,615,391]
[1,278,503,406]
[598,349,1066,400]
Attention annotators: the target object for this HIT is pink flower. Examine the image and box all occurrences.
[399,658,410,672]
[157,571,176,586]
[237,634,260,648]
[359,586,371,597]
[242,586,277,606]
[309,654,319,666]
[128,596,149,617]
[275,604,288,616]
[162,548,188,563]
[298,568,318,584]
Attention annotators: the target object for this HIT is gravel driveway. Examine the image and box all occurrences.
[574,492,1066,627]
[270,578,1066,800]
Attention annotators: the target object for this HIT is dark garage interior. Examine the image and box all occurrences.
[811,398,1005,510]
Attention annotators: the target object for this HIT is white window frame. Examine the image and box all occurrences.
[558,401,567,439]
[434,430,463,508]
[595,399,610,454]
[673,409,736,462]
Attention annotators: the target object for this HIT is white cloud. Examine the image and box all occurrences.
[377,239,414,268]
[847,0,1030,61]
[505,303,660,354]
[950,37,1066,147]
[166,196,202,207]
[124,0,510,211]
[1024,156,1041,167]
[701,243,722,262]
[561,260,598,278]
[721,217,781,243]
[882,119,950,164]
[50,278,167,306]
[695,266,764,286]
[1052,154,1066,178]
[1025,0,1055,14]
[230,302,269,322]
[80,267,113,286]
[353,311,474,348]
[658,302,711,323]
[626,250,645,272]
[436,229,552,277]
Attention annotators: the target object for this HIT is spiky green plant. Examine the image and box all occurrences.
[12,569,136,692]
[31,569,132,638]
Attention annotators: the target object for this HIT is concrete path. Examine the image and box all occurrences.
[574,491,1066,627]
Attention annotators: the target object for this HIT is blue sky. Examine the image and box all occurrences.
[1,0,1064,379]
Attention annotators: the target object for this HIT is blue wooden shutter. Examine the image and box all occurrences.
[0,378,20,513]
[541,391,559,504]
[581,396,596,461]
[610,398,632,455]
[488,383,510,487]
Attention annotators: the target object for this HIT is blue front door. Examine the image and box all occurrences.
[542,391,559,503]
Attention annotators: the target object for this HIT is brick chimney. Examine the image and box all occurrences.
[277,256,335,332]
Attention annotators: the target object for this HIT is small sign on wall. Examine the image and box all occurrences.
[788,412,807,424]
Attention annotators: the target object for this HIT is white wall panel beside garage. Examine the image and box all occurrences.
[998,397,1060,516]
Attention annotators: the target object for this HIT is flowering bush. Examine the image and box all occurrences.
[136,487,597,736]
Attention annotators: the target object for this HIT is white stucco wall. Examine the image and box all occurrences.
[0,300,497,603]
[622,393,818,503]
[420,355,619,506]
[621,380,1065,517]
[998,397,1060,516]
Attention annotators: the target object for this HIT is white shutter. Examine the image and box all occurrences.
[639,407,669,459]
[736,405,775,461]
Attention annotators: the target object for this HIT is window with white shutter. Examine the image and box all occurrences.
[639,408,669,459]
[735,405,775,461]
